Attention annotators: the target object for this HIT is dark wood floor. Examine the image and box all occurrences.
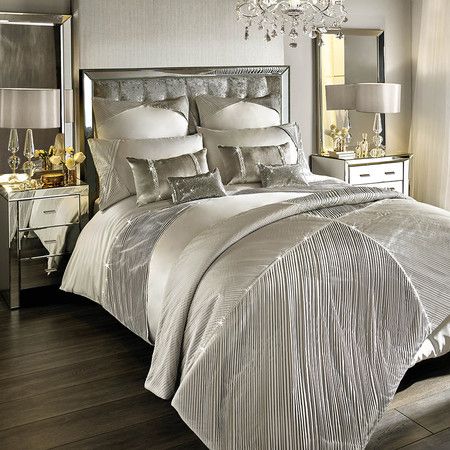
[0,288,206,450]
[0,288,448,449]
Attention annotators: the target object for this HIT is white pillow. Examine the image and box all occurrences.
[198,123,309,184]
[93,96,189,139]
[195,95,281,130]
[89,134,204,210]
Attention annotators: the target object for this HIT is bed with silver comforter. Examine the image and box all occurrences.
[63,184,450,449]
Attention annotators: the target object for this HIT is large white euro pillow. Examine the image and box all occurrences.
[93,96,189,139]
[88,134,204,210]
[198,123,309,184]
[195,95,281,130]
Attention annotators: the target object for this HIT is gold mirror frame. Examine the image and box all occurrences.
[315,28,385,155]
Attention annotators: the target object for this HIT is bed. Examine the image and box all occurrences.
[62,67,450,449]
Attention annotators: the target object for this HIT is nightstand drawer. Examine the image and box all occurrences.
[18,224,80,260]
[20,195,81,231]
[356,181,404,194]
[20,254,70,290]
[349,162,404,185]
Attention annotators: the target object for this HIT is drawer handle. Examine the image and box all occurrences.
[385,171,396,175]
[45,268,58,275]
[359,173,371,178]
[44,240,57,245]
[43,210,56,215]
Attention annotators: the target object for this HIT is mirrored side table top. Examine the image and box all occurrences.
[0,180,89,309]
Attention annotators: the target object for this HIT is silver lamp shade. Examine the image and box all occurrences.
[0,88,61,129]
[356,83,402,113]
[355,83,402,157]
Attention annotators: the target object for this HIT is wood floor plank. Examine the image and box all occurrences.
[0,296,8,312]
[0,351,149,403]
[0,322,134,360]
[0,303,94,323]
[390,373,450,411]
[400,428,450,450]
[397,389,450,433]
[53,412,207,450]
[0,333,148,381]
[0,292,96,320]
[0,369,149,431]
[166,441,208,450]
[366,409,431,450]
[0,307,116,340]
[0,290,203,448]
[0,393,178,450]
[0,314,116,346]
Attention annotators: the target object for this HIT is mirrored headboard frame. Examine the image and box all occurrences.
[315,29,385,154]
[80,66,290,210]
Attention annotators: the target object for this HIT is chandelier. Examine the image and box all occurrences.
[236,0,348,48]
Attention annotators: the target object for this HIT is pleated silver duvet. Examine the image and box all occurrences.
[119,187,450,449]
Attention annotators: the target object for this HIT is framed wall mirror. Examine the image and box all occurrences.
[0,12,73,174]
[316,29,385,155]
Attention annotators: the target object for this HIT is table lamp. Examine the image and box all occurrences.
[0,88,61,182]
[356,83,401,157]
[325,84,356,145]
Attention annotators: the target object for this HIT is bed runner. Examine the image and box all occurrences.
[102,203,190,341]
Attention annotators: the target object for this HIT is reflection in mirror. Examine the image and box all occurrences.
[316,29,385,154]
[0,13,72,174]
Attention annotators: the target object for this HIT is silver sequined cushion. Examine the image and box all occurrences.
[259,163,310,188]
[168,168,227,204]
[218,142,293,185]
[127,149,209,206]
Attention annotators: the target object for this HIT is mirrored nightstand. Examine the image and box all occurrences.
[311,154,412,195]
[0,180,89,309]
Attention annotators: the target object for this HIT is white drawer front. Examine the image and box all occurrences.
[356,181,404,194]
[349,162,404,185]
[26,196,80,231]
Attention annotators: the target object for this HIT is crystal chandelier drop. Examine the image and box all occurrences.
[236,0,348,48]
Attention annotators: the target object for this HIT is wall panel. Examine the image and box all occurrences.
[75,0,284,69]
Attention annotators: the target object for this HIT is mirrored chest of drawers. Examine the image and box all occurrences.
[311,155,411,195]
[0,181,89,309]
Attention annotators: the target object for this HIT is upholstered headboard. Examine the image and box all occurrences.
[80,66,290,208]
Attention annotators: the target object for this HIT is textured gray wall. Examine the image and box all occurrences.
[73,0,284,69]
